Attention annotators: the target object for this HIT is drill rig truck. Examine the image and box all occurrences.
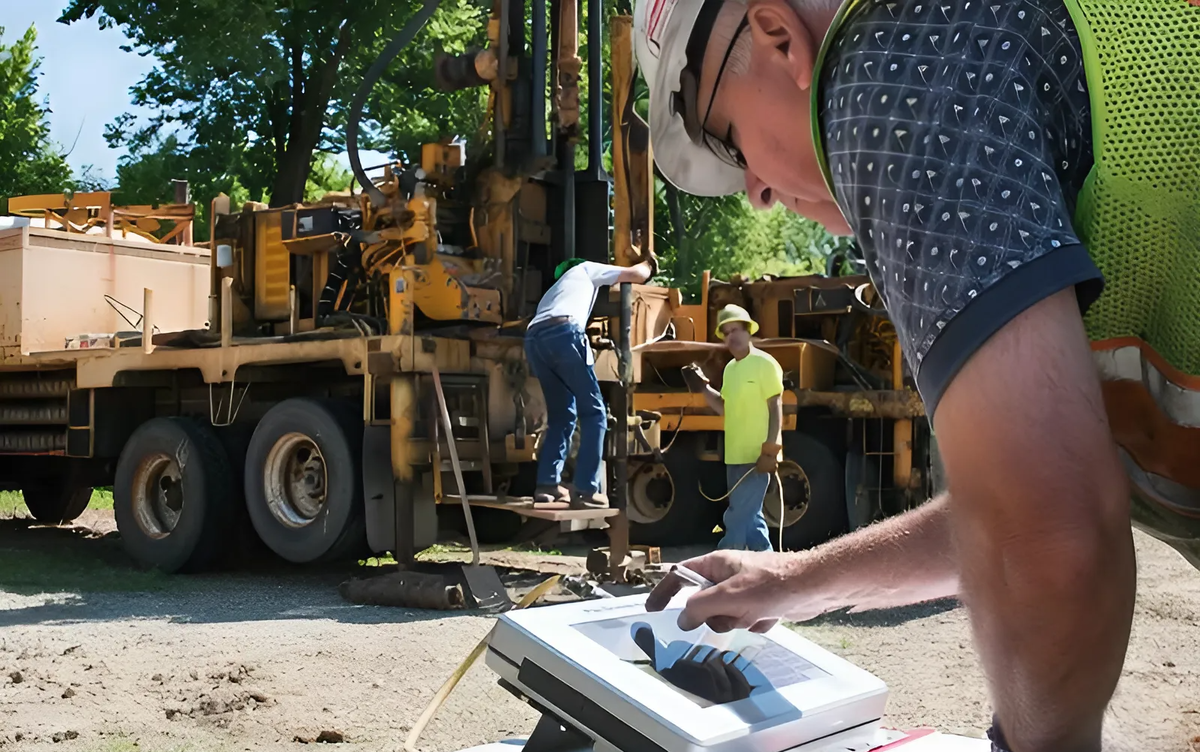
[0,0,932,573]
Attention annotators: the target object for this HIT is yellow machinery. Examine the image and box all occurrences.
[618,270,933,549]
[0,1,662,574]
[0,0,928,574]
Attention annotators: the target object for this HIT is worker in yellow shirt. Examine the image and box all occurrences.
[685,305,783,552]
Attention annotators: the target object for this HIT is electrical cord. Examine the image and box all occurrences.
[347,0,442,207]
[649,361,690,455]
[700,465,785,551]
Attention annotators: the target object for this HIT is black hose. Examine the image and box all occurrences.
[347,0,443,207]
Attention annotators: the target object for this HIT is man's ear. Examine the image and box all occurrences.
[746,0,818,89]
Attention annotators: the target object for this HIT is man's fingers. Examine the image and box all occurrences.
[749,618,779,634]
[650,553,741,614]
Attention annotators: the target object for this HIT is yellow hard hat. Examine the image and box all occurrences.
[714,304,759,340]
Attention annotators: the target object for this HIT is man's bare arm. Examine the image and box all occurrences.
[935,289,1135,752]
[700,383,724,415]
[647,492,958,629]
[616,260,654,284]
[765,394,782,446]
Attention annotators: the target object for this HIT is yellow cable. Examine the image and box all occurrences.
[403,575,562,752]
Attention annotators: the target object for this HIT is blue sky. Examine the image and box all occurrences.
[1,1,152,181]
[0,1,385,186]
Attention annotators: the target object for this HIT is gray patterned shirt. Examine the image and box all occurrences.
[818,0,1103,416]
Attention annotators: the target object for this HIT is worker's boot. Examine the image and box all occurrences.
[533,484,570,504]
[570,490,609,510]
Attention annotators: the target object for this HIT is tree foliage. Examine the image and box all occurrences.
[110,135,352,239]
[60,0,490,207]
[56,0,847,291]
[653,181,854,300]
[0,25,74,213]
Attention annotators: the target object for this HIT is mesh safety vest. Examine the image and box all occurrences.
[813,0,1200,567]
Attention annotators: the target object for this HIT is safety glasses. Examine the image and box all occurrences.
[669,5,750,171]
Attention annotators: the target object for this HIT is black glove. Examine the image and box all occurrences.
[631,623,769,705]
[641,249,659,278]
[681,363,709,392]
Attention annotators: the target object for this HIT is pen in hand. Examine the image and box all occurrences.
[671,564,715,590]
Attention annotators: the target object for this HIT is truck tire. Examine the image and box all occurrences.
[113,417,237,573]
[629,433,724,547]
[21,482,92,525]
[244,398,366,563]
[765,432,848,552]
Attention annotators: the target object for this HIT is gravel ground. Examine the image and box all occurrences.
[0,512,1197,752]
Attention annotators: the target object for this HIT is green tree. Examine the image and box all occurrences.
[109,135,242,240]
[0,25,74,213]
[370,0,492,162]
[60,0,490,208]
[111,136,352,239]
[654,179,851,300]
[304,153,353,202]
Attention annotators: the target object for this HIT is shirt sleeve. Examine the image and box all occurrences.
[580,261,624,287]
[760,356,784,401]
[818,0,1102,418]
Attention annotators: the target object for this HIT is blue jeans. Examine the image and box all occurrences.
[524,321,607,494]
[719,464,773,552]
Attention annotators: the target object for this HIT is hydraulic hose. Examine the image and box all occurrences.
[347,0,442,207]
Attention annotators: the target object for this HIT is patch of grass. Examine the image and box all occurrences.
[0,488,115,518]
[89,487,115,510]
[358,554,398,568]
[87,738,142,752]
[0,490,22,517]
[415,542,472,561]
[0,545,172,595]
[83,735,216,752]
[504,542,564,556]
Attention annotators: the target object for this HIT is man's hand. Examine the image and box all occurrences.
[642,248,659,278]
[646,551,836,633]
[755,442,782,474]
[681,363,710,392]
[616,257,655,284]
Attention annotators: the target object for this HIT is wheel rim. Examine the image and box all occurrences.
[628,463,674,524]
[132,452,184,539]
[263,433,328,528]
[764,460,811,529]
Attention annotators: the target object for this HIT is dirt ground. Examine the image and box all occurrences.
[0,510,1197,752]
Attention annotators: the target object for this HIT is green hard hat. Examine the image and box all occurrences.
[554,257,586,280]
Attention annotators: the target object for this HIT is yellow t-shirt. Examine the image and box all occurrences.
[720,347,785,465]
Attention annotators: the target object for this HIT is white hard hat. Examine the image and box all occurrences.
[633,0,745,197]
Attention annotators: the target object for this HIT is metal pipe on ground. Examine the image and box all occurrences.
[338,571,465,610]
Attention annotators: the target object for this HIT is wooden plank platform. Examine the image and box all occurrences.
[443,494,619,522]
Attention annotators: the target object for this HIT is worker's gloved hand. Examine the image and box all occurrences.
[755,442,782,474]
[641,248,659,278]
[681,363,709,392]
[630,622,771,704]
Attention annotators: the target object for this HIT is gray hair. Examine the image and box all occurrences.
[726,0,841,76]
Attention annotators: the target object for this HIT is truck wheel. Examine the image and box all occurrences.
[244,398,366,563]
[21,481,92,525]
[113,417,237,573]
[629,433,724,546]
[764,433,848,551]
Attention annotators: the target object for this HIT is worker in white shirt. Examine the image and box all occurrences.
[526,253,657,509]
